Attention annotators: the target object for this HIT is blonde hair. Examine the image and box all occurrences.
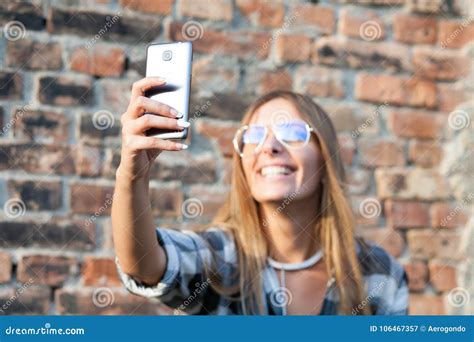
[205,90,370,315]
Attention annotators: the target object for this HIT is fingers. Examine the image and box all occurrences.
[124,135,188,152]
[125,114,190,135]
[127,95,182,120]
[130,77,166,103]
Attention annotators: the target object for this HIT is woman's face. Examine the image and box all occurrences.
[241,98,325,204]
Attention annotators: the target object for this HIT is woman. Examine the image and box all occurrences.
[112,77,408,315]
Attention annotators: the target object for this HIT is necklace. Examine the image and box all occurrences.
[268,249,324,315]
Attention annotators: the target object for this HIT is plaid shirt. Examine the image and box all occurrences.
[115,227,409,315]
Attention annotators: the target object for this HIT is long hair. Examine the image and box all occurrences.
[205,90,370,315]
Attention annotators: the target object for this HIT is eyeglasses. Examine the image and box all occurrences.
[233,119,315,157]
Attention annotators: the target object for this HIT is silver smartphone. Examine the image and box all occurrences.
[145,41,193,139]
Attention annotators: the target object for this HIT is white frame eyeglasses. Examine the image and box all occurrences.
[232,120,315,157]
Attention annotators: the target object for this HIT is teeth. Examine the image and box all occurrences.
[261,166,293,176]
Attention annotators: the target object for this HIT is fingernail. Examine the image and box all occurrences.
[177,120,190,128]
[179,143,188,150]
[171,109,182,118]
[157,77,166,82]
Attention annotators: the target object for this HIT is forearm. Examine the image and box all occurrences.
[112,167,166,285]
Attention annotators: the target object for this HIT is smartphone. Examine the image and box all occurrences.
[145,41,193,139]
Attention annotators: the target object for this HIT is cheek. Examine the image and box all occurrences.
[297,148,325,196]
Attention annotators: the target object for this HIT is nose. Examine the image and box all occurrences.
[259,129,283,155]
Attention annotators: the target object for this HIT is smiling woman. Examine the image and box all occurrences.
[112,83,408,315]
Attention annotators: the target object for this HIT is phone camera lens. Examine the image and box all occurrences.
[162,50,172,61]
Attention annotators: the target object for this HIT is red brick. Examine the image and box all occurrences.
[76,144,102,177]
[408,140,443,168]
[70,183,115,215]
[313,37,410,72]
[12,108,69,143]
[388,110,443,139]
[375,168,450,200]
[0,287,50,315]
[0,143,76,175]
[338,134,355,165]
[392,13,437,44]
[192,56,239,94]
[438,20,474,49]
[0,2,45,30]
[407,229,462,260]
[413,47,470,81]
[79,112,120,143]
[55,288,168,315]
[99,78,134,114]
[275,34,312,63]
[38,75,94,106]
[7,179,62,211]
[358,228,405,258]
[149,186,184,218]
[245,68,293,95]
[385,200,430,229]
[409,294,445,315]
[70,45,125,77]
[120,0,174,14]
[170,22,271,60]
[403,261,428,291]
[347,168,371,195]
[0,218,95,251]
[47,7,161,44]
[336,0,404,4]
[430,202,468,228]
[82,256,121,287]
[195,119,239,157]
[0,252,12,284]
[437,84,468,113]
[237,0,285,28]
[429,261,457,292]
[6,38,62,70]
[149,151,217,184]
[355,73,437,108]
[358,138,405,167]
[187,186,229,222]
[178,0,232,21]
[338,8,385,41]
[295,65,344,99]
[0,71,23,100]
[290,4,335,34]
[195,93,251,121]
[18,255,78,286]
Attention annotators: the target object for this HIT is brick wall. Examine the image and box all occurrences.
[0,0,472,315]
